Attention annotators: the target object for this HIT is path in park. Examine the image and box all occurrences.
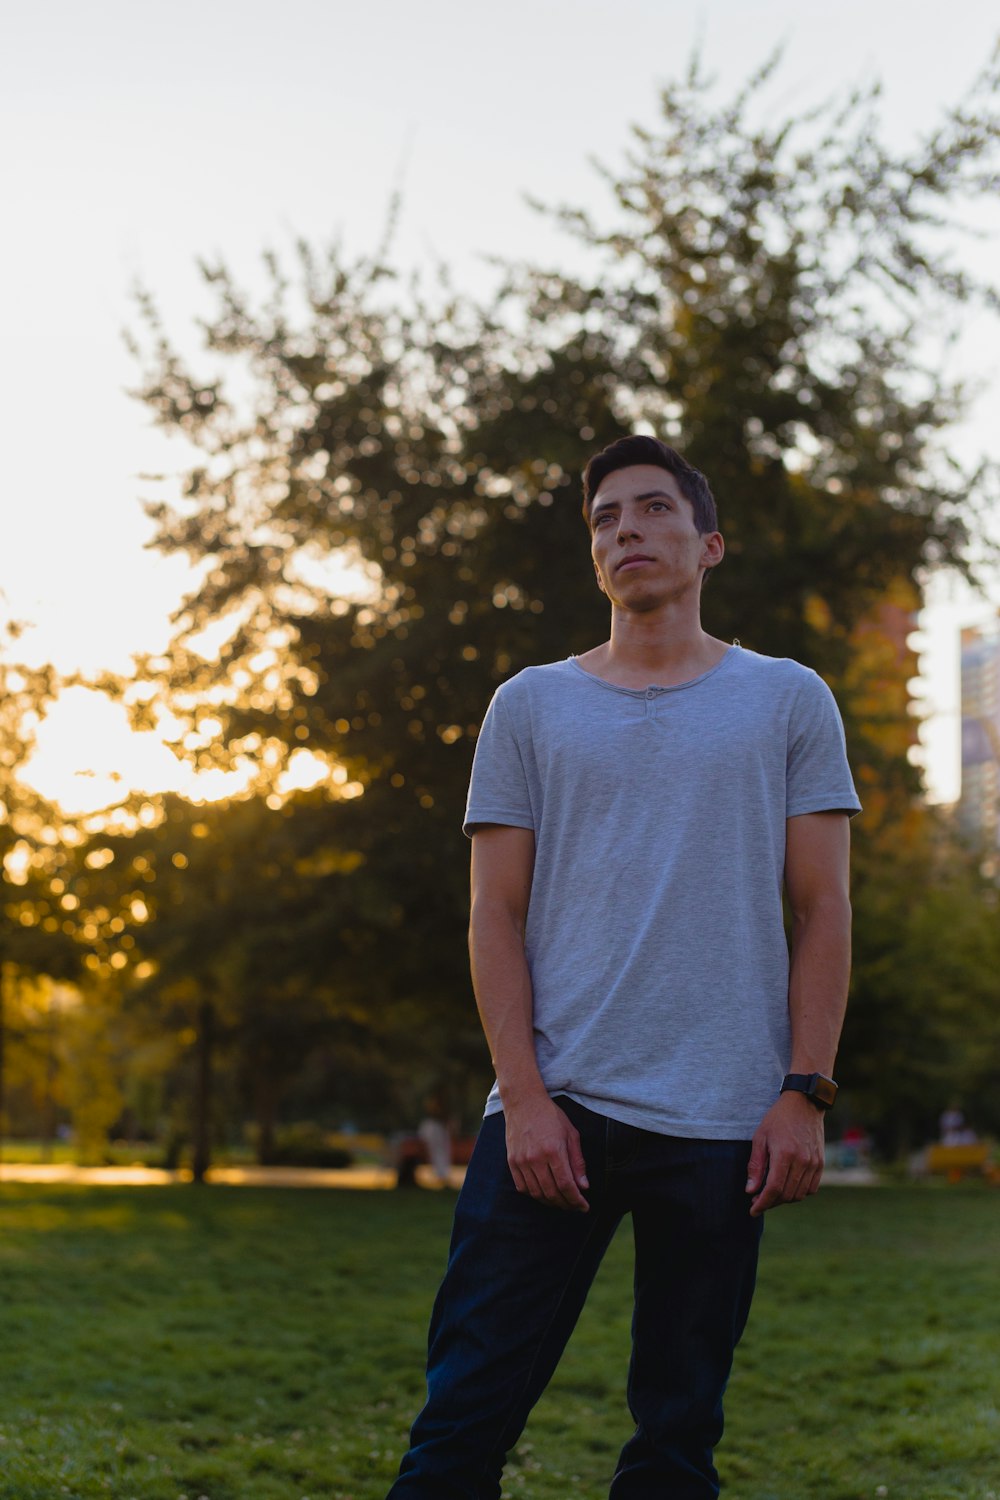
[0,1161,412,1188]
[0,1161,878,1189]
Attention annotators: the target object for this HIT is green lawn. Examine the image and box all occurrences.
[0,1182,997,1499]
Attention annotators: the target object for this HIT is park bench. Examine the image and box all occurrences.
[925,1142,991,1182]
[394,1134,476,1187]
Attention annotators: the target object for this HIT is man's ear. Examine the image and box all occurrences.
[594,561,607,595]
[701,531,725,571]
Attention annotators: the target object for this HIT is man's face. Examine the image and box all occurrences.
[588,464,722,610]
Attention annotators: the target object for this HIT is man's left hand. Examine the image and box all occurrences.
[746,1091,825,1217]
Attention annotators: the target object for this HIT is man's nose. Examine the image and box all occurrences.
[617,514,641,542]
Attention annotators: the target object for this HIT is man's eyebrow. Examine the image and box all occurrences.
[592,488,675,515]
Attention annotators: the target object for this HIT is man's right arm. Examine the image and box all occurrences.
[469,824,590,1212]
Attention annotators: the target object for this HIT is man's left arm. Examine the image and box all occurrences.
[746,810,852,1217]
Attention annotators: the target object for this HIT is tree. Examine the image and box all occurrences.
[122,49,1000,1145]
[845,814,1000,1153]
[0,623,79,1159]
[122,245,618,1088]
[69,785,425,1172]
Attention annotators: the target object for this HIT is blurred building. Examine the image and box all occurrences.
[839,578,921,827]
[958,620,1000,858]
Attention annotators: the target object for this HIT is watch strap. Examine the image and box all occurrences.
[780,1072,838,1110]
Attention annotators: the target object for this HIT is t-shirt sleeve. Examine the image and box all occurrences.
[786,671,863,818]
[463,687,535,837]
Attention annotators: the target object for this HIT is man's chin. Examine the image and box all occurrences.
[612,582,697,613]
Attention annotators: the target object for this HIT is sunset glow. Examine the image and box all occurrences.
[4,2,998,824]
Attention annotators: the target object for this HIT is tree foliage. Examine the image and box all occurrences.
[0,623,81,1152]
[108,49,1000,1150]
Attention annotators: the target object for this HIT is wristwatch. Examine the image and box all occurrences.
[780,1072,838,1111]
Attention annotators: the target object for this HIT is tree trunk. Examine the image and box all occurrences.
[41,997,57,1163]
[255,1065,278,1165]
[191,998,215,1184]
[0,960,6,1171]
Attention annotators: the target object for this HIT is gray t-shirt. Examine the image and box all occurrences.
[464,646,861,1140]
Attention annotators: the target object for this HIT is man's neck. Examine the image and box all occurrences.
[577,608,730,689]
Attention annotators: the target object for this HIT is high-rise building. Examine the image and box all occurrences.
[958,620,1000,855]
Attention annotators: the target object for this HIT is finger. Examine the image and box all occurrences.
[566,1126,589,1192]
[512,1159,549,1204]
[542,1143,590,1211]
[745,1138,767,1194]
[763,1150,822,1210]
[512,1154,571,1210]
[789,1149,825,1201]
[781,1158,810,1203]
[750,1157,790,1216]
[750,1185,781,1216]
[545,1159,589,1212]
[523,1164,551,1204]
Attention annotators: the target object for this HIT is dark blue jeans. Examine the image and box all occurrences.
[387,1098,763,1499]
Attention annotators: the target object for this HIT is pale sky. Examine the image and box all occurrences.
[3,0,999,811]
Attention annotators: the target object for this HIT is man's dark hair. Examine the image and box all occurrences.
[582,435,718,535]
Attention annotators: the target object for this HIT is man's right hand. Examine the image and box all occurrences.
[504,1096,590,1212]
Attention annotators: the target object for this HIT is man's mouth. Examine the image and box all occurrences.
[616,555,654,571]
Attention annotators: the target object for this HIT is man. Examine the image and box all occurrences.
[387,434,860,1498]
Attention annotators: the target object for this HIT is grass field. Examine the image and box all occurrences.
[0,1182,997,1500]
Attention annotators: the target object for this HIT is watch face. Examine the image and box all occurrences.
[812,1075,838,1107]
